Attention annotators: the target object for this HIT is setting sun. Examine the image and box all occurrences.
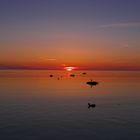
[64,67,75,71]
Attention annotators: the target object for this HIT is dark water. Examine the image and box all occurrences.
[0,70,140,140]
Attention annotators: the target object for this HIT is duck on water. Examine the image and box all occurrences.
[88,103,96,109]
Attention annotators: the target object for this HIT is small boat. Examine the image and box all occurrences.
[86,80,98,86]
[70,74,75,77]
[82,72,87,75]
[49,74,53,77]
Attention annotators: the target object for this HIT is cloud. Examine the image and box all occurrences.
[39,57,56,61]
[100,22,140,28]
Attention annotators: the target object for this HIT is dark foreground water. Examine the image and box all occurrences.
[0,70,140,140]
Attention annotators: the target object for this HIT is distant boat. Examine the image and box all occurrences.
[82,72,87,75]
[49,74,53,77]
[86,80,98,86]
[70,74,75,77]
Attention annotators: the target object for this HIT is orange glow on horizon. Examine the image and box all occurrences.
[64,67,77,71]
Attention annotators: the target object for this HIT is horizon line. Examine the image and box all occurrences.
[0,68,140,71]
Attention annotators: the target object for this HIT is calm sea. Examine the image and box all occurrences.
[0,70,140,140]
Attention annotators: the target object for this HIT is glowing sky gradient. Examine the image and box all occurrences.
[0,0,140,70]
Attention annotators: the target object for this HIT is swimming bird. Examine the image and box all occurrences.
[88,103,96,109]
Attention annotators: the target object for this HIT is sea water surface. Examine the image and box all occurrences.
[0,70,140,140]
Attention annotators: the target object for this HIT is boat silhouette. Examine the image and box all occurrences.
[70,74,75,77]
[49,74,53,77]
[86,80,98,87]
[82,72,87,75]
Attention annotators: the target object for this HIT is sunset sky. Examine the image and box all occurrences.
[0,0,140,70]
